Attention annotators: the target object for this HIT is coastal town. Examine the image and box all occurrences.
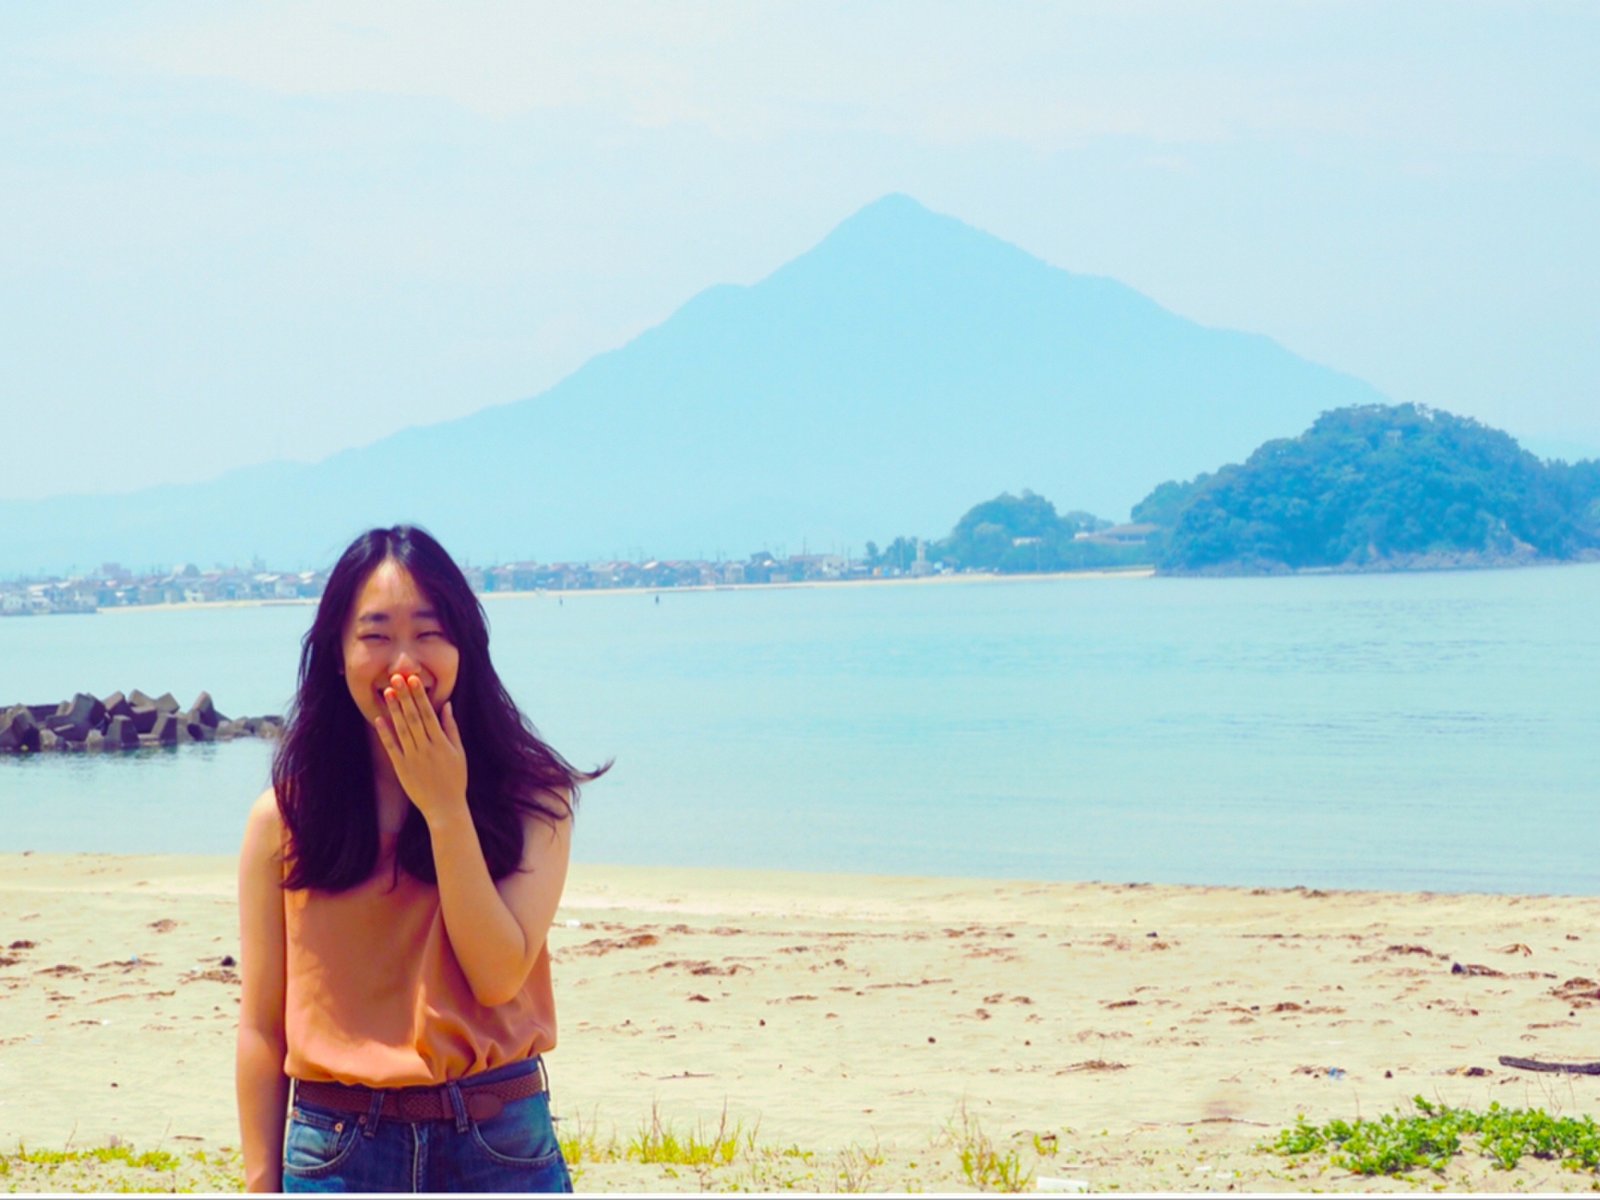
[0,546,947,616]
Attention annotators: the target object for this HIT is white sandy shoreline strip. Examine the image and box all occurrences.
[89,565,1154,615]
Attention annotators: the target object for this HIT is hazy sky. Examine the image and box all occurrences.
[3,1,1596,501]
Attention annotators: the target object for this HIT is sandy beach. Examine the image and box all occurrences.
[1,854,1598,1192]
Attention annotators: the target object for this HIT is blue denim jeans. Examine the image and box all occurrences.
[281,1058,572,1193]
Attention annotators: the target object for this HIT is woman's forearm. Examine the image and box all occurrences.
[428,808,569,1007]
[375,686,569,1005]
[428,811,535,1005]
[236,1026,290,1192]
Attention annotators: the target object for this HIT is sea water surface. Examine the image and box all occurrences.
[2,567,1597,894]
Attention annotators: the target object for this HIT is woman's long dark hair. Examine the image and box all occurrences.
[273,524,606,891]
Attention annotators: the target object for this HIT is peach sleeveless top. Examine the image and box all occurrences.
[282,834,556,1087]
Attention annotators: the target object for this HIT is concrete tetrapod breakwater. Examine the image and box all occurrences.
[0,689,282,754]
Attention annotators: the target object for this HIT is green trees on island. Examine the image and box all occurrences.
[1144,404,1600,573]
[935,490,1118,572]
[863,536,922,573]
[889,403,1600,577]
[874,490,1151,574]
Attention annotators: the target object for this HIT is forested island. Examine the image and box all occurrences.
[898,404,1600,577]
[10,405,1597,599]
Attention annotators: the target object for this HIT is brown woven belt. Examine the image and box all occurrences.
[293,1061,547,1123]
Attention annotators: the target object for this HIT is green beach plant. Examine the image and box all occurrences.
[832,1138,885,1191]
[556,1108,621,1166]
[1269,1097,1600,1177]
[10,1144,179,1172]
[1,1141,244,1193]
[943,1105,1035,1193]
[626,1101,742,1168]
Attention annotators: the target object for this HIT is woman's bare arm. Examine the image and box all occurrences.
[374,675,573,1006]
[428,805,572,1007]
[236,789,290,1192]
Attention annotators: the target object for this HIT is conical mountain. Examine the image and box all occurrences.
[1,194,1387,573]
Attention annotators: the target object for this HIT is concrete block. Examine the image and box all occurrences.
[49,692,106,741]
[104,714,139,750]
[0,706,41,753]
[131,689,181,713]
[188,691,226,728]
[45,716,88,743]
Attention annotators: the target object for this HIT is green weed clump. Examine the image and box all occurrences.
[1,1141,245,1193]
[11,1144,179,1172]
[556,1111,621,1167]
[945,1107,1035,1193]
[832,1140,885,1192]
[1270,1097,1600,1178]
[626,1102,743,1168]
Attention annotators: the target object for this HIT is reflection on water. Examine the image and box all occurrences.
[2,739,273,856]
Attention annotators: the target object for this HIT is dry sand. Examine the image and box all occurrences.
[1,853,1598,1192]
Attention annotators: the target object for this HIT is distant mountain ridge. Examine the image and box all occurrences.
[1,194,1391,575]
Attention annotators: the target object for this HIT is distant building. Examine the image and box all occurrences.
[908,538,933,577]
[1074,522,1158,546]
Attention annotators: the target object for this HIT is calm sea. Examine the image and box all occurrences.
[2,567,1597,895]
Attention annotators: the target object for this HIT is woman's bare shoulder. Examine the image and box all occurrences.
[248,786,281,823]
[241,787,283,854]
[516,788,573,852]
[523,785,574,823]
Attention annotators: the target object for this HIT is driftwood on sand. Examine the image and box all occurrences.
[1497,1055,1600,1075]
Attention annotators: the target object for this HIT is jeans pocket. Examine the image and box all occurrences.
[283,1105,362,1178]
[469,1093,564,1167]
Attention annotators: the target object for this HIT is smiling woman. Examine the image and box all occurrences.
[234,525,607,1194]
[345,563,461,739]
